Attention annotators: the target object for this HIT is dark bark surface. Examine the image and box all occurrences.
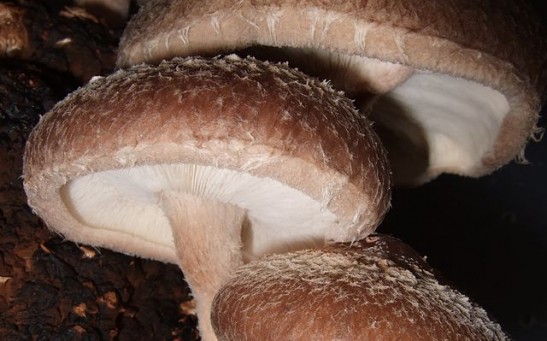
[1,0,118,82]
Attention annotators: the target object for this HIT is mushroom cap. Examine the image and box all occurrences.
[23,56,391,263]
[211,234,508,341]
[117,0,547,184]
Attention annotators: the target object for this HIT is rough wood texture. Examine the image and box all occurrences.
[1,0,118,82]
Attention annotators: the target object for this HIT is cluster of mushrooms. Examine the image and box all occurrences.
[21,0,546,340]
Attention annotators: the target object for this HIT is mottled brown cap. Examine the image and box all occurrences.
[23,56,391,263]
[211,234,508,341]
[118,0,547,184]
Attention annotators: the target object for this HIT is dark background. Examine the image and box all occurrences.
[380,1,547,339]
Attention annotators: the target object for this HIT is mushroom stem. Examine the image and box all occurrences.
[160,191,246,341]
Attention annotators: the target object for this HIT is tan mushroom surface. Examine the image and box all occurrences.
[23,56,391,340]
[212,234,508,340]
[118,0,547,185]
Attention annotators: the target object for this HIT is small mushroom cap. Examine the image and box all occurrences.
[118,0,547,184]
[23,56,391,263]
[211,234,508,341]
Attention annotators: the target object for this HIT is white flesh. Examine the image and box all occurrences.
[61,164,338,259]
[371,72,510,179]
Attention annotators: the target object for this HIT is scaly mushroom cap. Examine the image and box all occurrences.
[23,55,390,265]
[118,0,547,184]
[211,234,508,340]
[24,56,390,340]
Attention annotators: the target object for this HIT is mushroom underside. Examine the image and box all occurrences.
[232,46,510,184]
[371,70,509,184]
[61,163,338,260]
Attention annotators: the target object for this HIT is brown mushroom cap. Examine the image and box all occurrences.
[23,56,390,261]
[118,0,547,185]
[211,234,508,341]
[23,56,390,339]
